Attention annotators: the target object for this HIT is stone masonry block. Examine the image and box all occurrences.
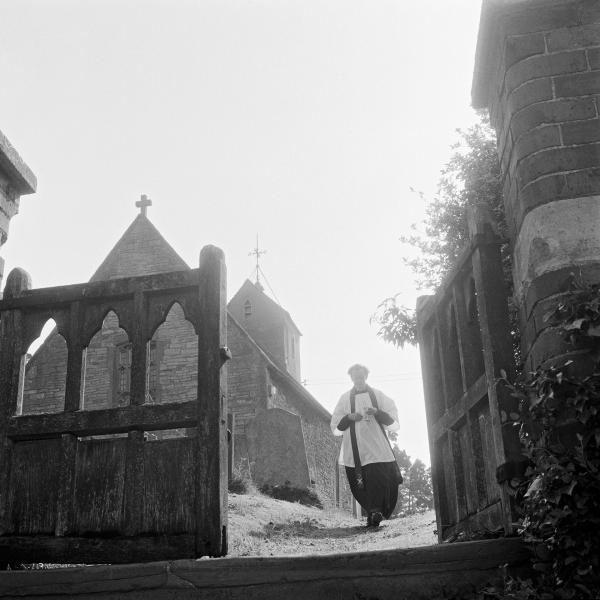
[546,24,600,52]
[510,97,597,142]
[508,78,554,116]
[504,4,582,36]
[513,125,562,164]
[505,33,546,69]
[517,168,600,231]
[517,142,600,189]
[561,118,600,144]
[589,48,600,70]
[564,167,600,197]
[506,51,587,94]
[581,0,600,23]
[554,71,600,97]
[518,173,567,224]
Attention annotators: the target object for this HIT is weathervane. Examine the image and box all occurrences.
[247,235,281,303]
[248,234,267,288]
[136,194,152,217]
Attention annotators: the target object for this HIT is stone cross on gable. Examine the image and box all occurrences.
[136,194,152,216]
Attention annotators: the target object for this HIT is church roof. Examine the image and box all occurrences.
[89,214,189,282]
[228,312,330,420]
[229,279,302,335]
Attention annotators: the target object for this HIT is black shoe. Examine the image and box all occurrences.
[366,513,373,527]
[371,512,383,527]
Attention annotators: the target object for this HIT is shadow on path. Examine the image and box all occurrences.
[249,520,380,540]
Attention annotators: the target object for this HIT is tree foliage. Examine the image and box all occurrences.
[392,447,434,516]
[372,113,507,348]
[400,113,505,291]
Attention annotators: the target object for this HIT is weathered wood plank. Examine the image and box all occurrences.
[7,439,61,535]
[142,437,195,533]
[0,270,200,311]
[130,290,147,406]
[55,434,77,536]
[123,431,144,536]
[0,538,530,598]
[195,245,228,557]
[73,438,127,535]
[430,373,487,441]
[64,301,83,412]
[0,534,195,566]
[227,412,234,482]
[0,270,30,535]
[8,400,198,440]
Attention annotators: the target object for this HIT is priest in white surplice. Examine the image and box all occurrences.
[331,364,400,527]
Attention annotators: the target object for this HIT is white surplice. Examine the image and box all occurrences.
[330,388,399,467]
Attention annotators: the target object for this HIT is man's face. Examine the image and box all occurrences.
[350,369,368,390]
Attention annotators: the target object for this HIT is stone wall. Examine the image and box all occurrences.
[21,329,67,414]
[473,0,600,368]
[0,129,37,287]
[151,302,197,404]
[226,315,268,471]
[228,281,301,381]
[82,311,129,410]
[266,370,352,510]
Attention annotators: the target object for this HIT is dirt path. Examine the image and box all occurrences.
[228,493,437,557]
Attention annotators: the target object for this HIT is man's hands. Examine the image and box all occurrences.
[347,407,378,422]
[347,413,363,422]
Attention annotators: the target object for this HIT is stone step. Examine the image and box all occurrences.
[0,538,529,600]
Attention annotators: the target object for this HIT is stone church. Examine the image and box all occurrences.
[21,208,352,510]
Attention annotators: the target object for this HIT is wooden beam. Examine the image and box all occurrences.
[0,269,30,535]
[0,534,195,565]
[195,245,228,558]
[129,290,147,406]
[430,374,487,441]
[64,301,83,412]
[7,401,198,440]
[0,270,200,312]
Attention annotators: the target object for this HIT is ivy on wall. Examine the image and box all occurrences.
[486,280,600,599]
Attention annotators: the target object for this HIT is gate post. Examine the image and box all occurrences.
[196,245,228,557]
[0,268,31,535]
[468,205,521,534]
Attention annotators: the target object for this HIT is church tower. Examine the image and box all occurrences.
[228,280,302,381]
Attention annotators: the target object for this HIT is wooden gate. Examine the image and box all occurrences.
[416,205,525,542]
[0,245,228,564]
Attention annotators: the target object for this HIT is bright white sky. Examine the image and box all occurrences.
[1,0,483,466]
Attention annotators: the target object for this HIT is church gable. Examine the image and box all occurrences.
[228,280,302,380]
[90,214,189,282]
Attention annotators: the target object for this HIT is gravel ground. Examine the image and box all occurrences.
[228,492,437,557]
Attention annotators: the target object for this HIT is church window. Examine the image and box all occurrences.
[116,342,132,402]
[244,300,252,317]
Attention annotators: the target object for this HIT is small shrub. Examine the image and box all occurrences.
[259,481,323,509]
[228,459,256,495]
[228,477,249,494]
